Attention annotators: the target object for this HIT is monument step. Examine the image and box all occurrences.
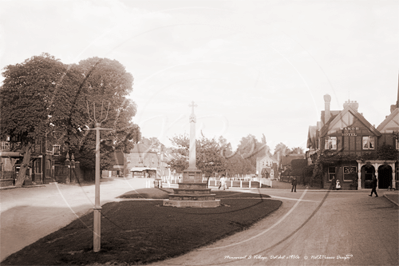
[178,183,208,189]
[168,194,216,201]
[173,188,212,194]
[163,199,220,208]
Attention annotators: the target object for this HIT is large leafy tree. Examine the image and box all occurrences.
[67,57,140,170]
[0,54,140,185]
[0,54,84,186]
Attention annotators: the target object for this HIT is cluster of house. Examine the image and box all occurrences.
[0,138,173,187]
[1,90,398,189]
[255,90,398,190]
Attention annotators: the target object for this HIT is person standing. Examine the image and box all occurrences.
[331,176,337,190]
[369,174,378,197]
[291,177,297,192]
[336,179,342,190]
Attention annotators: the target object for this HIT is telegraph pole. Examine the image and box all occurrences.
[85,102,112,252]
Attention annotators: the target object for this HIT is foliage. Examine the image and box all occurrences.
[290,159,307,176]
[0,54,141,183]
[0,54,85,185]
[273,143,291,157]
[290,147,304,155]
[167,135,226,177]
[73,57,141,170]
[376,144,398,160]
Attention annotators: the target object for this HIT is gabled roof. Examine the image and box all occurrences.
[377,108,399,133]
[321,110,340,125]
[320,105,381,137]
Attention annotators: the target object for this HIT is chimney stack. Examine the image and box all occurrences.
[343,100,359,111]
[324,94,331,123]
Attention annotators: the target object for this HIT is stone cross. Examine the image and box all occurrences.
[189,101,197,123]
[188,101,197,170]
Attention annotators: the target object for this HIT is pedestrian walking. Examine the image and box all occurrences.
[291,177,297,192]
[336,179,342,190]
[369,174,378,197]
[219,175,227,190]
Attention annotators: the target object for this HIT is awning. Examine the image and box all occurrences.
[130,167,157,172]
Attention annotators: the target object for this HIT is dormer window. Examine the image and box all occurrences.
[362,136,374,150]
[325,136,337,150]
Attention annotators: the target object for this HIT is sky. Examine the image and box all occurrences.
[0,0,398,152]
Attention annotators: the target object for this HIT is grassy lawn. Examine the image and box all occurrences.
[3,188,281,265]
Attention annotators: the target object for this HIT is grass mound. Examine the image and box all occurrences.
[3,189,281,265]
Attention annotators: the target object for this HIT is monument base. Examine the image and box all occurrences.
[182,169,202,183]
[163,182,221,208]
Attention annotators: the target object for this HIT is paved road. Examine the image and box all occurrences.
[150,188,398,266]
[0,177,149,262]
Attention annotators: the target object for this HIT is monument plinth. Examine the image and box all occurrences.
[163,102,220,208]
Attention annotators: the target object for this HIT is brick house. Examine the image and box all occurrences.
[306,94,398,190]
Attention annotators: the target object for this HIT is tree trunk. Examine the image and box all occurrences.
[15,143,32,187]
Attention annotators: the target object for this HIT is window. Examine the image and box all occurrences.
[34,159,41,174]
[362,136,375,150]
[328,167,336,181]
[53,145,61,155]
[343,166,357,181]
[396,139,399,150]
[325,137,337,150]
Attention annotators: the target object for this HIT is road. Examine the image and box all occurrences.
[150,188,398,266]
[0,177,149,262]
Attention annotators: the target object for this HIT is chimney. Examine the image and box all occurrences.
[324,94,331,123]
[343,100,359,111]
[392,77,399,113]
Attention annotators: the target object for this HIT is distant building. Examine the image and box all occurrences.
[124,143,169,178]
[256,145,278,179]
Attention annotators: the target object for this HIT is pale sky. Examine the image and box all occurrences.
[1,0,398,152]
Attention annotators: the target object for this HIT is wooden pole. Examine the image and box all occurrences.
[93,123,101,252]
[85,123,112,252]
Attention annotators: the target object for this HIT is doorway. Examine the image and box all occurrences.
[361,164,375,189]
[378,164,392,189]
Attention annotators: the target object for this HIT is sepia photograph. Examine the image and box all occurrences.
[0,0,398,265]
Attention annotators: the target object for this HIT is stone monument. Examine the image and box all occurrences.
[163,102,220,208]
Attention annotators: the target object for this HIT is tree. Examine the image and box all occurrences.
[167,135,226,177]
[0,54,141,186]
[290,147,304,155]
[71,57,141,170]
[0,54,83,186]
[273,142,291,157]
